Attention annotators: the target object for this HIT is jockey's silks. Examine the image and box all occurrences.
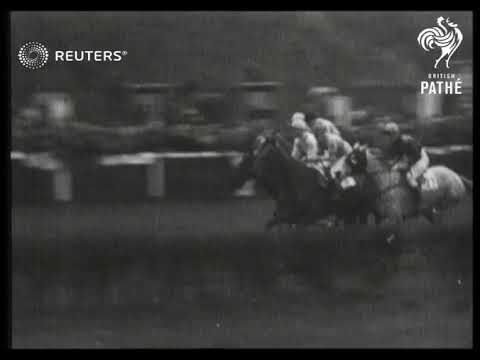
[291,131,318,162]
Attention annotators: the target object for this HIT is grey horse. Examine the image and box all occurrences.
[330,144,472,224]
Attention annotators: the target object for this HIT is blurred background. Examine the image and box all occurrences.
[11,11,473,202]
[11,12,473,348]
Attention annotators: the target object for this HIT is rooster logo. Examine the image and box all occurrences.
[417,16,463,69]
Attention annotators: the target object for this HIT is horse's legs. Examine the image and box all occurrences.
[265,217,278,231]
[265,211,297,231]
[358,212,368,225]
[422,209,434,224]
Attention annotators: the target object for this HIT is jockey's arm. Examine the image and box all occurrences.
[391,155,410,171]
[304,155,323,164]
[291,139,302,160]
[322,138,338,162]
[304,136,320,162]
[343,140,353,155]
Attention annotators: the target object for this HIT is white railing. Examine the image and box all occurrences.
[11,146,471,202]
[11,150,248,201]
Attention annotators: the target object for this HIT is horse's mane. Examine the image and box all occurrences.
[364,148,390,173]
[252,131,331,223]
[273,133,293,155]
[253,132,320,197]
[360,147,412,203]
[273,133,320,177]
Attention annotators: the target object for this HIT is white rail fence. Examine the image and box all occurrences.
[11,150,254,202]
[11,145,472,202]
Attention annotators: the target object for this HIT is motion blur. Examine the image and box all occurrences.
[11,11,473,348]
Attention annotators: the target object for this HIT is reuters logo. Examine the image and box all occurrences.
[18,42,49,69]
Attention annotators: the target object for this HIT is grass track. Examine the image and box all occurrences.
[12,199,472,348]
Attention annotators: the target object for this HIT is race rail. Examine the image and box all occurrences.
[11,146,471,202]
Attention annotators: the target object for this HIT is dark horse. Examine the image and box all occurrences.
[231,133,334,229]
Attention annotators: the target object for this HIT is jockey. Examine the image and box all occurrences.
[290,112,328,186]
[381,122,430,188]
[290,112,319,163]
[311,118,341,137]
[313,119,352,166]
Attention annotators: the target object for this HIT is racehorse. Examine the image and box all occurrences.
[330,144,473,224]
[231,133,333,229]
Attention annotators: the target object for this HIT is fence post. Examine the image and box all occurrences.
[234,179,256,197]
[147,159,166,198]
[53,166,72,202]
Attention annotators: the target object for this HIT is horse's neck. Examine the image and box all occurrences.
[258,146,311,200]
[364,151,407,190]
[275,134,293,153]
[257,148,289,189]
[278,146,314,178]
[365,151,388,174]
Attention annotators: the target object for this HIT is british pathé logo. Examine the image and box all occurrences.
[420,73,462,95]
[18,42,128,70]
[417,16,463,69]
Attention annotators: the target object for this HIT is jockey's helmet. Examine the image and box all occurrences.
[381,122,400,135]
[312,118,335,134]
[290,113,310,131]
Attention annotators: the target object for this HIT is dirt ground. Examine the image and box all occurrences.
[11,199,473,348]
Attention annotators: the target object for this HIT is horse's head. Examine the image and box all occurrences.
[253,133,286,168]
[330,143,368,182]
[231,133,281,181]
[252,133,276,156]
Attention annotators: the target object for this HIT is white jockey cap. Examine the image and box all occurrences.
[312,118,339,135]
[290,112,310,131]
[382,122,400,135]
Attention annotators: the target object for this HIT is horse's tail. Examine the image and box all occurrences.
[459,175,473,193]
